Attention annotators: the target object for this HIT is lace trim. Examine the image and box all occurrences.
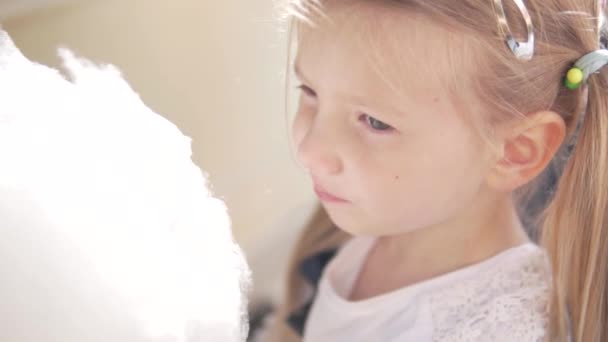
[430,247,550,341]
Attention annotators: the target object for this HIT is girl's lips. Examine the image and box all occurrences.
[313,184,348,203]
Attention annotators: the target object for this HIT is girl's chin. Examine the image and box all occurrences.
[324,209,374,236]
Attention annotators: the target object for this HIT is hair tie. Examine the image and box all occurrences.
[565,50,608,89]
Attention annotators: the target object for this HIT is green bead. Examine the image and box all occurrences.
[564,78,581,90]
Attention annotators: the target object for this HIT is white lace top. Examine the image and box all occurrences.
[303,236,551,342]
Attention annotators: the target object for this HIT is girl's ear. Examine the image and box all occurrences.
[486,111,566,192]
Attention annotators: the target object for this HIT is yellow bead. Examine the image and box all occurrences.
[567,68,584,85]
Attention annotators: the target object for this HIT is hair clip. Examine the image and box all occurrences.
[493,0,535,60]
[565,49,608,89]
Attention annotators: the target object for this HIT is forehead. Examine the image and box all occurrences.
[295,1,478,104]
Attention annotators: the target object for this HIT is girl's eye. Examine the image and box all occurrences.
[297,84,317,98]
[360,114,393,132]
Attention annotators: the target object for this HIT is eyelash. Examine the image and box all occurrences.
[359,114,394,132]
[296,84,316,98]
[296,84,394,133]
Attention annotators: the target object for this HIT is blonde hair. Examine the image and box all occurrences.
[265,205,348,342]
[269,1,608,341]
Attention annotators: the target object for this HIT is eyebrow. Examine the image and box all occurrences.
[294,60,407,120]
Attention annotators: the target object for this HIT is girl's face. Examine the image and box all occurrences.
[292,3,498,236]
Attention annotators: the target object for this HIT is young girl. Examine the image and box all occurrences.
[264,0,608,341]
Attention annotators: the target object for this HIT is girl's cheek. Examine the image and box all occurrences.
[292,107,315,144]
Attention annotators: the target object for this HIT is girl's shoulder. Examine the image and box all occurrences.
[430,243,551,341]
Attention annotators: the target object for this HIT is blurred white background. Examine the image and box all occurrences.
[0,0,315,311]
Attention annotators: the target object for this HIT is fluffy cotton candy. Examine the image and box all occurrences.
[0,30,250,342]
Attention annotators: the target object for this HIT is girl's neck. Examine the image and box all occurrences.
[350,195,529,300]
[382,196,527,268]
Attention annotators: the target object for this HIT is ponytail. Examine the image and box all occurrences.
[542,68,608,341]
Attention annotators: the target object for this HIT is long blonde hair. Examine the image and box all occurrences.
[269,1,608,341]
[265,205,348,342]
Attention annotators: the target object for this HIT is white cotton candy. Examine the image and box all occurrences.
[0,30,250,342]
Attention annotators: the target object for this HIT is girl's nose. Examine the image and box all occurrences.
[296,125,344,177]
